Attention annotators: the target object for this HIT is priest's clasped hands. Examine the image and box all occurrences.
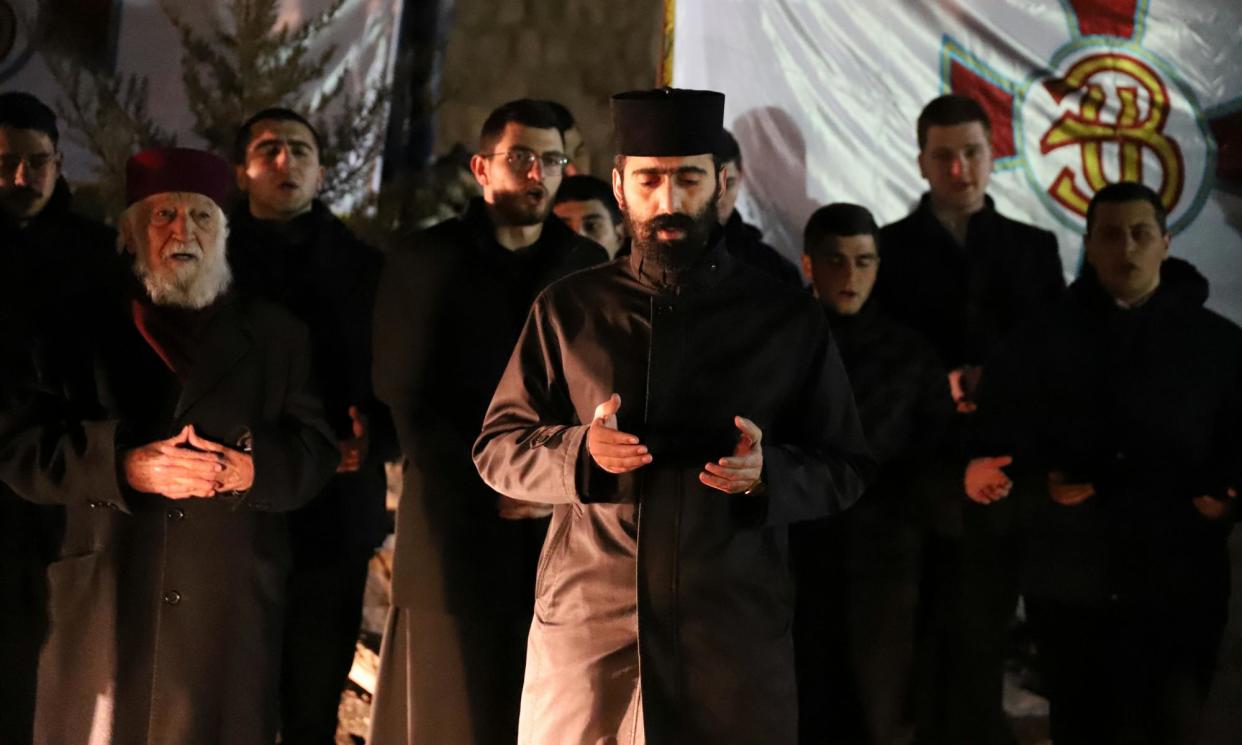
[587,393,764,494]
[122,424,254,499]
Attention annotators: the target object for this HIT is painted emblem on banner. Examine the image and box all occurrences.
[940,0,1223,234]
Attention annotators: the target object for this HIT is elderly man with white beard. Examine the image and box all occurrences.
[0,147,338,745]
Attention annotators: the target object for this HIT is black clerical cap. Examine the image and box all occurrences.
[611,88,725,157]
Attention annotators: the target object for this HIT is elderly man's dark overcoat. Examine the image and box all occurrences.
[0,287,337,745]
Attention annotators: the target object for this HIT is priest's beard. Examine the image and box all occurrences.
[133,234,233,309]
[625,194,718,272]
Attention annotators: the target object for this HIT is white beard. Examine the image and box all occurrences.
[133,236,233,309]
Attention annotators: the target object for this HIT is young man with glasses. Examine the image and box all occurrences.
[0,91,114,304]
[0,90,117,745]
[369,98,606,745]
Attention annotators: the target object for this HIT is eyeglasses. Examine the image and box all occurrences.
[481,149,570,176]
[0,152,59,177]
[149,205,218,229]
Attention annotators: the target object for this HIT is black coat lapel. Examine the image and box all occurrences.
[174,298,252,419]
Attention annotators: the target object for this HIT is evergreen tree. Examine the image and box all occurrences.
[160,0,389,207]
[40,49,176,218]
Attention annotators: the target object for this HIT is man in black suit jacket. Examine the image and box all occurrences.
[874,94,1065,745]
[0,91,118,745]
[369,99,606,745]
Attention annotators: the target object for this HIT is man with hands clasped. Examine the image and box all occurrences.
[474,88,873,745]
[966,181,1242,745]
[122,423,253,497]
[0,147,337,745]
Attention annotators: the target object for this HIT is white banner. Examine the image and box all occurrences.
[671,0,1242,323]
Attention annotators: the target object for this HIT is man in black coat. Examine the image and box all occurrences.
[0,147,338,745]
[874,94,1065,745]
[369,99,606,745]
[473,88,873,745]
[227,107,395,745]
[716,127,805,287]
[0,91,116,745]
[792,203,956,745]
[969,181,1242,745]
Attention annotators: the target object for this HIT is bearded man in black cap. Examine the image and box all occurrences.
[0,147,337,745]
[473,88,874,745]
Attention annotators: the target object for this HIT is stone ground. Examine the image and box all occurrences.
[331,545,390,745]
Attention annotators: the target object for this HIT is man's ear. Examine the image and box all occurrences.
[470,154,490,189]
[715,164,728,201]
[117,215,136,256]
[800,253,815,286]
[315,165,325,194]
[612,168,625,208]
[234,165,249,192]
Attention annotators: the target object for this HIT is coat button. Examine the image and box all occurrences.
[163,590,181,605]
[167,507,185,521]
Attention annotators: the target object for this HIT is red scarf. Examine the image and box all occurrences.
[130,299,218,383]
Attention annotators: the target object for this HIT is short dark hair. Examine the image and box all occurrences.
[716,128,743,172]
[479,99,563,153]
[803,203,879,253]
[542,100,576,134]
[233,107,323,164]
[555,175,621,226]
[917,94,991,150]
[0,91,59,145]
[1085,181,1168,236]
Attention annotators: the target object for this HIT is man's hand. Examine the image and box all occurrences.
[948,365,982,414]
[338,405,369,473]
[497,494,554,520]
[185,425,255,493]
[122,425,224,499]
[1048,470,1095,506]
[587,394,652,474]
[1193,488,1237,521]
[700,416,764,494]
[965,455,1013,504]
